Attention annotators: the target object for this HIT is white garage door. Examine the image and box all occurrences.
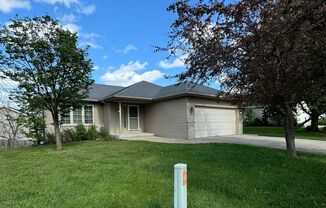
[195,107,237,138]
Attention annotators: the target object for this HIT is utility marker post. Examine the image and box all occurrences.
[174,163,187,208]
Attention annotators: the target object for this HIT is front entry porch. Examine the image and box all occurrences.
[107,101,154,139]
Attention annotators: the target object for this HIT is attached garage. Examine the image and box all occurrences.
[194,106,237,138]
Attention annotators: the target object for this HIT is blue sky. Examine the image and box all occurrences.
[0,0,190,87]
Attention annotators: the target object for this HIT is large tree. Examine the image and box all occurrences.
[164,0,326,156]
[0,16,94,151]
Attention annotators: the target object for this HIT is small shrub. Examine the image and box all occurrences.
[319,118,326,126]
[62,128,76,142]
[86,125,98,140]
[75,124,88,140]
[253,118,264,126]
[244,108,255,126]
[45,133,55,144]
[98,127,109,140]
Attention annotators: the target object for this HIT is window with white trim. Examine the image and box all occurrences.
[61,106,94,125]
[62,112,71,124]
[84,106,93,124]
[73,109,83,124]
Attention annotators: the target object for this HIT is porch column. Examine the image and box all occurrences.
[119,102,122,134]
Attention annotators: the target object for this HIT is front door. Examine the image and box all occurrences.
[128,105,139,130]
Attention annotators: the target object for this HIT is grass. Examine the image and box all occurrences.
[1,141,326,208]
[244,126,326,141]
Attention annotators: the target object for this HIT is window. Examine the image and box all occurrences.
[129,106,138,117]
[62,112,71,124]
[84,106,93,124]
[73,109,83,124]
[128,105,139,130]
[62,106,93,125]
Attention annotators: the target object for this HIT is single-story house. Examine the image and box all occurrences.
[45,81,243,139]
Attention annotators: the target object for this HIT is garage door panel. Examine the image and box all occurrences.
[195,107,236,138]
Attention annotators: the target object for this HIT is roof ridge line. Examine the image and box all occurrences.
[113,81,145,96]
[100,81,151,100]
[93,83,123,87]
[100,86,128,100]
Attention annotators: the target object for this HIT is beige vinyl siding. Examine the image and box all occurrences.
[108,102,120,135]
[93,104,104,128]
[144,97,188,139]
[103,104,110,132]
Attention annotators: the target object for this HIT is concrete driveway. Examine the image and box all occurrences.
[122,134,326,155]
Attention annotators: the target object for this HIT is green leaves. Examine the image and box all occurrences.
[0,15,94,149]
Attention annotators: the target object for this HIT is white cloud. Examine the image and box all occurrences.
[103,55,109,60]
[0,0,31,13]
[79,32,99,40]
[101,61,164,86]
[35,0,79,7]
[62,23,81,33]
[79,41,102,49]
[60,14,77,24]
[77,4,96,15]
[158,54,187,69]
[59,14,101,50]
[93,65,100,71]
[116,44,138,55]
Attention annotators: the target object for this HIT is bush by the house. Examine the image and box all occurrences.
[60,125,109,142]
[75,125,88,141]
[45,132,56,144]
[62,128,76,142]
[98,127,109,140]
[86,125,98,140]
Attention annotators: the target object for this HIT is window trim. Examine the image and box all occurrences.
[61,105,94,126]
[84,105,94,124]
[62,111,71,125]
[73,108,83,124]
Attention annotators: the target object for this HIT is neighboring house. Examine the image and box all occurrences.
[0,107,22,139]
[0,107,32,148]
[296,105,311,127]
[45,81,243,139]
[245,105,314,127]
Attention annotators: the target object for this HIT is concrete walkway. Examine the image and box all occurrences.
[122,134,326,155]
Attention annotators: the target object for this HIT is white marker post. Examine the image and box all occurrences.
[174,163,187,208]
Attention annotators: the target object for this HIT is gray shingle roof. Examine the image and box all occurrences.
[86,84,124,101]
[87,81,220,102]
[153,82,219,100]
[102,81,162,100]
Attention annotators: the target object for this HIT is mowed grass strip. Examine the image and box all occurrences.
[0,140,326,208]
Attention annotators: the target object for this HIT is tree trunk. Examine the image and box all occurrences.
[52,114,62,151]
[282,107,297,157]
[310,110,319,132]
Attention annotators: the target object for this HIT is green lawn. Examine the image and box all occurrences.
[244,126,326,141]
[1,141,326,208]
